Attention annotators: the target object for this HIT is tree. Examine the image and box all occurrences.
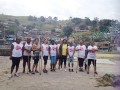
[71,18,82,25]
[14,19,20,26]
[28,15,34,21]
[39,16,45,22]
[53,17,58,21]
[84,17,91,26]
[63,26,73,37]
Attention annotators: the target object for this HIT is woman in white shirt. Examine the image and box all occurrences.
[10,37,23,77]
[41,39,49,73]
[76,40,86,72]
[32,38,41,74]
[87,41,98,74]
[23,37,32,73]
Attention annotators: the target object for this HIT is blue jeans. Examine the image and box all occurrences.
[50,56,56,64]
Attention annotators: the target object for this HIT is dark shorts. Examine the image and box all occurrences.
[78,58,85,67]
[43,56,48,65]
[88,59,96,66]
[23,56,31,62]
[57,55,60,59]
[33,56,39,64]
[12,57,21,67]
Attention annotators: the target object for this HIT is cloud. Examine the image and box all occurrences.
[0,0,119,20]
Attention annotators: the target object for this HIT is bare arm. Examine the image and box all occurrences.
[10,44,14,60]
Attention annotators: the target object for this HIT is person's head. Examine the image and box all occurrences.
[34,38,39,45]
[63,39,67,44]
[80,40,84,45]
[51,40,55,45]
[69,42,73,46]
[85,42,90,46]
[27,37,31,44]
[90,41,95,46]
[44,39,48,44]
[16,37,22,44]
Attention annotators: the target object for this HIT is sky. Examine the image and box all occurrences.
[0,0,120,20]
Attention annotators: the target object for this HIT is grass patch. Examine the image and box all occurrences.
[96,74,120,87]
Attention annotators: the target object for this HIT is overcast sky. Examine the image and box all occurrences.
[0,0,119,20]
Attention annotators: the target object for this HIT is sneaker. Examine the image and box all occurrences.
[45,70,48,73]
[43,69,48,73]
[69,69,70,72]
[8,74,14,78]
[14,73,20,77]
[31,71,35,74]
[35,70,39,73]
[71,69,74,72]
[79,68,83,72]
[94,72,98,74]
[65,69,67,72]
[29,70,32,73]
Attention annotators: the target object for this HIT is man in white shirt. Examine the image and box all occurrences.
[76,40,86,72]
[23,37,32,73]
[49,40,57,71]
[10,37,23,77]
[87,41,98,74]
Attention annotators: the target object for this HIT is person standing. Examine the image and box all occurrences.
[87,41,98,74]
[31,38,41,74]
[41,39,49,73]
[56,40,62,69]
[76,40,86,72]
[22,37,32,73]
[68,42,75,72]
[59,39,68,72]
[10,37,23,77]
[49,40,57,71]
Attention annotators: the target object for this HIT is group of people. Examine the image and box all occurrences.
[9,36,98,78]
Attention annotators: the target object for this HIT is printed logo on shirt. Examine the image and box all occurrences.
[16,45,21,50]
[70,49,74,52]
[80,47,84,51]
[46,47,49,51]
[52,47,56,51]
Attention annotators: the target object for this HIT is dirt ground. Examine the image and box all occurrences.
[0,54,120,90]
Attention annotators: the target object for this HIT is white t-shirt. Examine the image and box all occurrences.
[87,45,98,60]
[57,44,60,50]
[57,44,60,54]
[49,44,57,56]
[42,44,49,56]
[68,46,75,57]
[23,42,32,56]
[76,45,86,58]
[12,42,23,57]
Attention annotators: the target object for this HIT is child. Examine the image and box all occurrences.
[9,37,23,77]
[76,40,86,72]
[32,38,41,74]
[87,41,98,74]
[49,40,57,71]
[68,42,75,72]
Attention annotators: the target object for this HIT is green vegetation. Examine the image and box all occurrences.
[0,14,120,42]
